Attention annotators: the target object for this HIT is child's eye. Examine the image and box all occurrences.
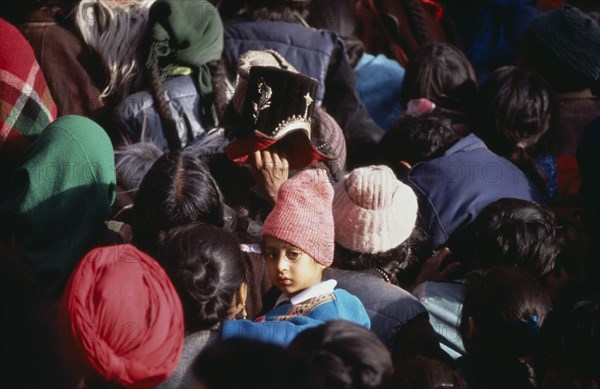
[286,251,301,261]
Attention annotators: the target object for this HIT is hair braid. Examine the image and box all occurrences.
[148,62,182,151]
[404,0,429,46]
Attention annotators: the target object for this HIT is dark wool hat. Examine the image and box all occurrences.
[530,4,600,81]
[226,66,330,169]
[313,108,347,180]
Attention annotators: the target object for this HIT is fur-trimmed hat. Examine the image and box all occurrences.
[333,165,418,253]
[226,66,330,169]
[530,4,600,81]
[262,168,335,267]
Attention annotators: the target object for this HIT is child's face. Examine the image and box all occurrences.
[263,236,325,297]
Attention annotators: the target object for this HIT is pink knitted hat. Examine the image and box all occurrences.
[262,168,335,266]
[333,165,418,253]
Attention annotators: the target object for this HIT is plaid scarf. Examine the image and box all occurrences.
[1,18,56,170]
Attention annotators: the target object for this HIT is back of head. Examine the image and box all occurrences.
[157,223,247,332]
[242,0,312,21]
[464,198,560,280]
[394,356,467,389]
[194,338,323,388]
[540,298,600,387]
[459,266,552,360]
[332,165,421,282]
[290,320,393,389]
[60,244,184,388]
[379,112,459,176]
[522,4,600,93]
[400,42,477,124]
[475,66,557,191]
[132,150,224,255]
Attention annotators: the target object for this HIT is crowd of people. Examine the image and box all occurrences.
[1,0,599,388]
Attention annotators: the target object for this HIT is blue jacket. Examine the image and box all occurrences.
[112,75,207,152]
[224,18,384,167]
[406,134,544,252]
[221,288,370,346]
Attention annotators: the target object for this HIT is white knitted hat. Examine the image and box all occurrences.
[333,165,418,253]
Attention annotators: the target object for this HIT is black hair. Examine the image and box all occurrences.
[158,223,247,332]
[194,338,324,388]
[333,228,425,288]
[394,355,467,389]
[378,112,459,177]
[289,320,393,389]
[226,0,311,22]
[400,42,477,114]
[460,198,560,280]
[131,150,224,255]
[459,267,552,362]
[475,66,558,193]
[538,298,600,386]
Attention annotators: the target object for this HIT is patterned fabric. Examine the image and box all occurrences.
[221,289,370,345]
[0,18,56,171]
[273,293,336,321]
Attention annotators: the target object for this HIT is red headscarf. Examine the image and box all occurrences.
[61,244,184,388]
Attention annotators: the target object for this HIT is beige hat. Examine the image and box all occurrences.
[333,165,418,253]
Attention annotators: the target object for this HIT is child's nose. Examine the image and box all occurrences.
[276,256,289,272]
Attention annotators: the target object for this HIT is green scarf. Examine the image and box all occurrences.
[0,115,116,297]
[146,0,224,124]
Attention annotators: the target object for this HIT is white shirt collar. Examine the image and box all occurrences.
[275,279,337,306]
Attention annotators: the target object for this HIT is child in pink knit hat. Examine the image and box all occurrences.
[222,168,370,345]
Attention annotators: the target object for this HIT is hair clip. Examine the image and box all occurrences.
[406,98,436,116]
[520,314,541,337]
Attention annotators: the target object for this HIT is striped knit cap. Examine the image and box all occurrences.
[530,4,600,81]
[333,165,418,253]
[262,168,334,266]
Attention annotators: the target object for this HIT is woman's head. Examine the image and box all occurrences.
[463,198,560,280]
[379,113,459,177]
[459,266,552,360]
[400,42,477,130]
[261,168,335,295]
[158,223,248,332]
[475,66,557,190]
[332,165,420,281]
[290,319,393,388]
[132,150,224,255]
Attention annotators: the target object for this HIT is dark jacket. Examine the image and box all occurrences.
[112,75,208,151]
[324,268,427,350]
[406,134,544,253]
[224,18,384,168]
